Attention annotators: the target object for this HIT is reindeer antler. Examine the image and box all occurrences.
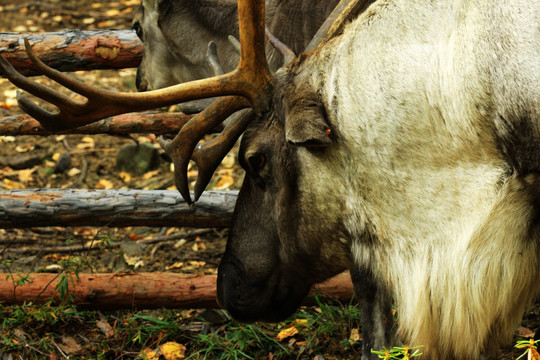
[0,0,273,204]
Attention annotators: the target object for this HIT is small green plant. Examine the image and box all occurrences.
[188,321,290,360]
[372,345,423,359]
[515,339,540,360]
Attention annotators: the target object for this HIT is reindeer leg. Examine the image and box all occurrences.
[350,266,395,360]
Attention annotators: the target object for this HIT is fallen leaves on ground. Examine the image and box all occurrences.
[140,342,186,360]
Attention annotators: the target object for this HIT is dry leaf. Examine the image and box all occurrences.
[141,349,159,360]
[97,20,117,27]
[76,137,95,150]
[67,168,81,177]
[3,178,25,190]
[276,326,299,341]
[293,319,309,328]
[58,336,82,355]
[119,171,132,182]
[159,341,186,360]
[123,254,143,268]
[0,102,14,109]
[18,168,35,183]
[214,175,234,190]
[349,328,361,344]
[129,233,143,240]
[96,179,114,189]
[517,326,536,338]
[186,260,206,267]
[166,262,184,270]
[105,9,120,16]
[142,169,160,180]
[15,144,34,153]
[96,319,114,338]
[3,90,17,99]
[0,136,15,143]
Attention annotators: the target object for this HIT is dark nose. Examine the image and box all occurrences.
[135,68,148,92]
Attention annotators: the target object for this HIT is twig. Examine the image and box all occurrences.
[136,228,215,244]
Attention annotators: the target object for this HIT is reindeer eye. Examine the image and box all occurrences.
[248,154,266,172]
[132,22,143,40]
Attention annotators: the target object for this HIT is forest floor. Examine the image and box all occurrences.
[0,0,539,359]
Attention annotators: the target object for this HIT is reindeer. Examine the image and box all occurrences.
[131,0,340,93]
[1,0,539,359]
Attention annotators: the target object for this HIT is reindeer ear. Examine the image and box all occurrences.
[285,97,333,147]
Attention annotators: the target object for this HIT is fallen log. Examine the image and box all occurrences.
[0,30,142,76]
[0,272,354,309]
[0,112,190,136]
[0,189,237,229]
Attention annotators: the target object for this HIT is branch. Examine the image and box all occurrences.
[0,272,354,309]
[0,112,191,135]
[0,30,142,76]
[0,189,237,229]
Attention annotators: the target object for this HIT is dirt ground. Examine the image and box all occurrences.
[0,0,235,276]
[0,1,539,359]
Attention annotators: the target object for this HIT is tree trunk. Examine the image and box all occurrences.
[0,272,354,309]
[0,112,191,136]
[0,189,237,229]
[0,30,142,76]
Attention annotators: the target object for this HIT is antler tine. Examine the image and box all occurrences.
[265,27,296,66]
[159,96,249,204]
[0,0,271,131]
[235,0,273,114]
[206,41,224,76]
[306,0,374,52]
[192,109,255,202]
[22,38,110,100]
[158,0,274,204]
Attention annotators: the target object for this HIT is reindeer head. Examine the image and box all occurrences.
[0,0,374,322]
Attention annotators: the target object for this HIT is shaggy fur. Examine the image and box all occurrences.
[290,0,540,358]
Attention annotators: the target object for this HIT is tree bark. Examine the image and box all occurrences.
[0,30,142,76]
[0,189,237,229]
[0,112,191,136]
[0,272,354,309]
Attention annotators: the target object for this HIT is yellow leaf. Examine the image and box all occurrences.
[15,144,34,153]
[141,349,159,360]
[119,171,132,182]
[166,262,184,270]
[159,342,186,360]
[105,9,120,16]
[349,328,361,344]
[18,168,35,183]
[3,178,25,190]
[276,326,298,341]
[214,175,234,190]
[76,137,95,150]
[142,170,160,180]
[96,179,114,189]
[67,168,81,177]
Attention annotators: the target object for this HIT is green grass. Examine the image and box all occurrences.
[0,293,367,359]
